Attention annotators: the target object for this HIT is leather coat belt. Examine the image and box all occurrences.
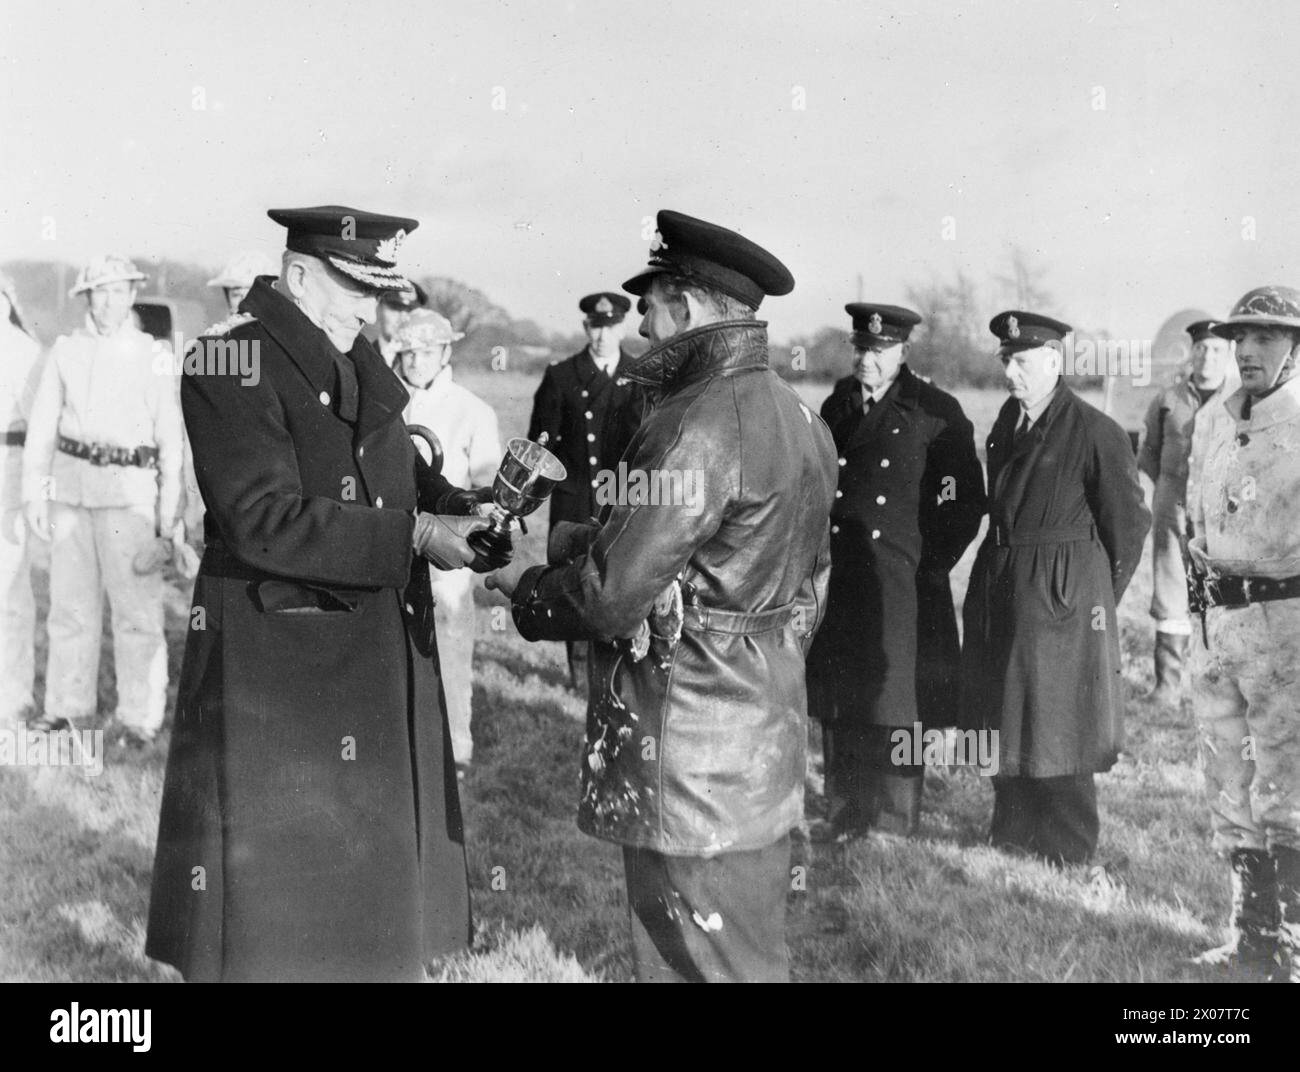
[685,600,795,635]
[1200,572,1300,610]
[990,522,1095,548]
[58,435,159,468]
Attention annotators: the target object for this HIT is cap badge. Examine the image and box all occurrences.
[596,296,613,315]
[375,228,406,265]
[867,313,883,335]
[1007,315,1020,339]
[649,231,669,253]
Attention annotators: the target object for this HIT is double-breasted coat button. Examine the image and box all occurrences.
[871,529,881,538]
[587,433,596,442]
[835,490,843,498]
[838,457,846,467]
[831,525,840,534]
[585,411,593,420]
[375,496,384,508]
[589,455,598,466]
[880,458,890,467]
[319,391,331,405]
[581,390,589,399]
[892,427,899,434]
[405,602,414,614]
[358,446,365,458]
[876,495,886,504]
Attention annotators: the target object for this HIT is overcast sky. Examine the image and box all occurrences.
[3,0,1298,340]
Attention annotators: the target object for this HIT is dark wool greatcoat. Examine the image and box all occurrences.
[527,347,645,527]
[145,279,471,982]
[806,367,986,730]
[959,384,1150,777]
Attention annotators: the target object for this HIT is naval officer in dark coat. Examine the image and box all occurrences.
[146,206,508,982]
[960,311,1149,866]
[527,291,645,688]
[807,304,986,840]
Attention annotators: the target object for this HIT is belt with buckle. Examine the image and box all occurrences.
[3,430,24,447]
[57,435,159,469]
[990,522,1095,548]
[1201,572,1300,610]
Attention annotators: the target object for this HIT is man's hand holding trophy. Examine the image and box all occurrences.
[481,432,567,596]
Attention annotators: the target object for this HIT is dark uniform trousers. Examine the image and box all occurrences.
[824,723,924,837]
[989,774,1099,866]
[622,836,792,982]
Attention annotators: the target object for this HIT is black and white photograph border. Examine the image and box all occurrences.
[1,0,1298,1022]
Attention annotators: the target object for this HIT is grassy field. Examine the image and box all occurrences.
[0,369,1253,983]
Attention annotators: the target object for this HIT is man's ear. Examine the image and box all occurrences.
[1044,341,1064,376]
[283,260,309,299]
[680,289,707,329]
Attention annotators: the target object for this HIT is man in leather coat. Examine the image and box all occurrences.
[489,210,837,982]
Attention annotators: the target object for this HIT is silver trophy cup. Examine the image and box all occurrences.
[470,434,567,556]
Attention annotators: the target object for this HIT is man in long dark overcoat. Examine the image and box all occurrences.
[145,206,505,982]
[960,310,1150,866]
[527,292,645,689]
[807,303,985,839]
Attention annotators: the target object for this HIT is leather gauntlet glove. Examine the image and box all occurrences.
[412,513,492,570]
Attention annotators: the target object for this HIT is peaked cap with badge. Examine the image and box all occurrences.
[380,281,429,311]
[579,291,630,326]
[989,310,1072,354]
[623,209,794,310]
[268,204,418,291]
[845,303,922,349]
[1185,319,1222,344]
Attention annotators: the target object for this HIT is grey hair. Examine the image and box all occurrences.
[656,274,755,324]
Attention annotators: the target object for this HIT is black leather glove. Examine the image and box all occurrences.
[547,519,599,564]
[467,526,515,573]
[439,486,494,516]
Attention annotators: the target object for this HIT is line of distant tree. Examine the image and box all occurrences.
[786,248,1107,389]
[2,247,1104,388]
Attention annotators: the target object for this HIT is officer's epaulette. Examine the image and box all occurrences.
[203,312,258,337]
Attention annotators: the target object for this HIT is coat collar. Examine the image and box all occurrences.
[574,346,630,386]
[832,364,921,411]
[891,364,922,410]
[1224,376,1300,430]
[620,320,769,394]
[243,278,407,441]
[1002,381,1073,457]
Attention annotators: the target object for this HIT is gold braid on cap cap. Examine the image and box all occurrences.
[326,256,408,290]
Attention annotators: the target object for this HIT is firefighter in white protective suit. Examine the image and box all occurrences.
[395,308,501,772]
[1186,285,1300,982]
[0,273,44,727]
[22,256,185,746]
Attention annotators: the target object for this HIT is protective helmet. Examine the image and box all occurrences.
[394,309,464,351]
[207,250,278,289]
[1210,285,1300,340]
[69,255,147,296]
